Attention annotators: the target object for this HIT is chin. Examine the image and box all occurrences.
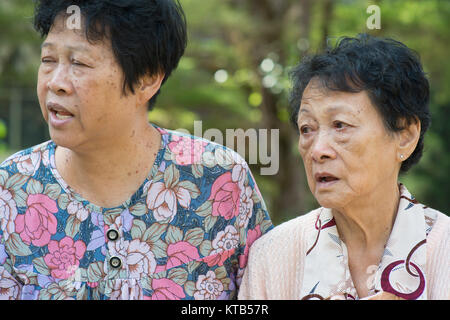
[49,130,81,150]
[314,192,345,210]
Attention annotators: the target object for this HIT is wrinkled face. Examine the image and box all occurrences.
[37,15,140,151]
[297,80,401,209]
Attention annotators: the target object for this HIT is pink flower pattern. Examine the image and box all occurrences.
[168,135,207,165]
[239,225,262,268]
[147,278,186,300]
[15,194,58,247]
[165,241,200,269]
[0,126,273,300]
[44,236,86,279]
[209,172,241,220]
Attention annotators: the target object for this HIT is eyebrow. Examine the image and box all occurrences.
[300,104,353,113]
[41,42,91,53]
[41,42,53,49]
[325,105,353,113]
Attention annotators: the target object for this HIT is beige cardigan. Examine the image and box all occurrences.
[238,208,449,300]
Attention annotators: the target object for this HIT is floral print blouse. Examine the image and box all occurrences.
[0,125,273,300]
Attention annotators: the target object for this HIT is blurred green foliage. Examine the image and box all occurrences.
[0,0,448,223]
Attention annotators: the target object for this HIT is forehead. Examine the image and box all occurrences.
[42,14,111,55]
[47,13,86,37]
[299,80,372,116]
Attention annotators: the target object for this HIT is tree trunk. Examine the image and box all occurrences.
[224,0,313,223]
[321,0,334,49]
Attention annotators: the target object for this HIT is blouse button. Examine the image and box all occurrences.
[106,229,119,241]
[109,256,122,269]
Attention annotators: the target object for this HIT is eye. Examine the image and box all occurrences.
[300,125,312,135]
[41,57,55,63]
[71,59,86,66]
[333,121,348,130]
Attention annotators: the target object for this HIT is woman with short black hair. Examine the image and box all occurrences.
[0,0,273,300]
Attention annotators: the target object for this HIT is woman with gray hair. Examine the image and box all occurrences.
[239,34,449,300]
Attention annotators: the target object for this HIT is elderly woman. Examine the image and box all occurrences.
[0,0,272,300]
[239,34,449,300]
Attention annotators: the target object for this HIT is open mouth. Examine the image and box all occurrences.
[51,109,73,120]
[51,110,73,120]
[47,102,74,120]
[315,173,339,184]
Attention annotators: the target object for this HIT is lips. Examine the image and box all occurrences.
[47,102,74,119]
[47,102,75,126]
[314,172,339,183]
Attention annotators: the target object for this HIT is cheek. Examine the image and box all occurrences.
[340,137,396,191]
[298,142,309,167]
[37,68,46,96]
[298,143,315,185]
[76,73,121,102]
[298,137,312,158]
[37,73,49,121]
[102,62,123,93]
[73,78,106,109]
[74,77,123,124]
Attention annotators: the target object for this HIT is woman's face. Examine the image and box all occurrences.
[37,15,140,152]
[297,80,401,210]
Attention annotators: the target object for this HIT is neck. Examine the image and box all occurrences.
[332,180,400,251]
[55,121,161,206]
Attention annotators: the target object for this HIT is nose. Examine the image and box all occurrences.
[310,129,336,162]
[47,64,73,95]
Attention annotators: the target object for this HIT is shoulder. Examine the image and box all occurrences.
[425,207,449,248]
[250,208,320,257]
[401,185,449,250]
[0,141,53,179]
[160,127,247,169]
[423,207,450,299]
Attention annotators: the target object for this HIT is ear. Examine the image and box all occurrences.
[136,72,165,107]
[396,118,421,163]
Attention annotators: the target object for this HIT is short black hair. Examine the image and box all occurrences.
[34,0,187,110]
[289,33,430,173]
